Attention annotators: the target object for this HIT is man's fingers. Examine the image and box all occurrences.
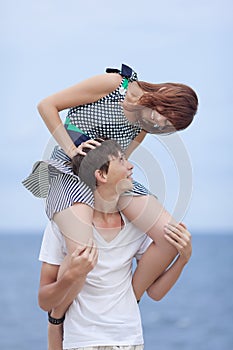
[164,224,182,239]
[72,243,86,256]
[83,238,95,253]
[165,223,191,240]
[164,225,190,247]
[179,222,187,230]
[79,238,97,259]
[164,233,182,251]
[71,238,98,269]
[89,241,98,260]
[72,238,92,257]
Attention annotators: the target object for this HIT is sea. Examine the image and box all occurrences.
[0,232,233,350]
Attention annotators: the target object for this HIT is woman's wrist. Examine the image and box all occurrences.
[66,144,78,159]
[51,123,77,158]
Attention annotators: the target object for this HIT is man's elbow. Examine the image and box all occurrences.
[146,289,164,302]
[38,291,50,312]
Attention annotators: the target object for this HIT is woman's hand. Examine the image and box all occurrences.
[164,222,192,265]
[69,139,102,158]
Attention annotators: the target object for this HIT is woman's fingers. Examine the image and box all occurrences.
[76,139,103,155]
[87,139,103,146]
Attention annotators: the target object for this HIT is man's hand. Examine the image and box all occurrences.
[164,223,192,265]
[66,238,98,282]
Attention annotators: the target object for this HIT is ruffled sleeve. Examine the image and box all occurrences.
[106,63,138,82]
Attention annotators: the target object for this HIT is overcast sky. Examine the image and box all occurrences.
[1,0,232,233]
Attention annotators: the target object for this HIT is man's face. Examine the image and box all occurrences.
[106,152,134,194]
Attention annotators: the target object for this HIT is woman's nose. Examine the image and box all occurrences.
[156,114,167,125]
[127,160,133,169]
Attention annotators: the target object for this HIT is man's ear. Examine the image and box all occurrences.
[95,169,107,184]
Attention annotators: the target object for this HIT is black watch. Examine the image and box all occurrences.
[48,311,65,325]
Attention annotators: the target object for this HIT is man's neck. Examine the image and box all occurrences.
[93,188,123,242]
[94,187,120,216]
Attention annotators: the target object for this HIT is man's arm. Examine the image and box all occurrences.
[134,223,192,301]
[38,240,98,313]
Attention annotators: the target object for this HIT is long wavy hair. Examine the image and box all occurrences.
[137,81,198,131]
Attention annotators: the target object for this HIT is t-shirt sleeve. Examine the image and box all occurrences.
[135,235,153,261]
[38,221,67,265]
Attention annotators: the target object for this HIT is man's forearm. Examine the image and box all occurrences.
[50,276,86,318]
[39,241,98,315]
[146,256,186,301]
[38,268,85,312]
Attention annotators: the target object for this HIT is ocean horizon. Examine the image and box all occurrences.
[0,232,233,349]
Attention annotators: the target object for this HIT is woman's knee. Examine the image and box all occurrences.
[53,203,94,246]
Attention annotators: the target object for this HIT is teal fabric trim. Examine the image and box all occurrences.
[65,117,87,135]
[122,78,129,90]
[64,116,70,125]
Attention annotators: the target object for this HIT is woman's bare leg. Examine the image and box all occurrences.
[48,203,94,350]
[53,202,94,254]
[47,323,63,350]
[47,254,87,350]
[119,195,178,300]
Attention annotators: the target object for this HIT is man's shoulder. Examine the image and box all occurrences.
[39,221,67,264]
[121,213,144,234]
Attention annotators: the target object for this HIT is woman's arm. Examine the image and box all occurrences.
[125,130,147,158]
[133,223,192,301]
[37,73,122,158]
[38,240,98,311]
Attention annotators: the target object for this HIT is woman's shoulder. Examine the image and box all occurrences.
[106,63,138,82]
[70,64,137,99]
[84,72,122,95]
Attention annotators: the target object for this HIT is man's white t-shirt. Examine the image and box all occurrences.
[39,214,152,349]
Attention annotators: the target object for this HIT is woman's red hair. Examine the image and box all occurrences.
[137,81,198,131]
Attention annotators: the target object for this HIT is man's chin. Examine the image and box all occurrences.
[116,180,134,194]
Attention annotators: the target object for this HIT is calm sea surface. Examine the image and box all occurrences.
[0,233,233,350]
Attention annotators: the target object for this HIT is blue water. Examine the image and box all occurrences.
[0,233,233,350]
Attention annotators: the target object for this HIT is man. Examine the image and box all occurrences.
[38,139,192,350]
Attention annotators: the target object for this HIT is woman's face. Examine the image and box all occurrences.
[138,107,175,134]
[123,82,176,134]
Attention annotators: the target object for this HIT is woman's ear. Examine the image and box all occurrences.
[95,169,107,184]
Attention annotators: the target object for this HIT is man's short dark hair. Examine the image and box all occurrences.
[71,139,122,191]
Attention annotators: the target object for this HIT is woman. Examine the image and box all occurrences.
[23,63,198,298]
